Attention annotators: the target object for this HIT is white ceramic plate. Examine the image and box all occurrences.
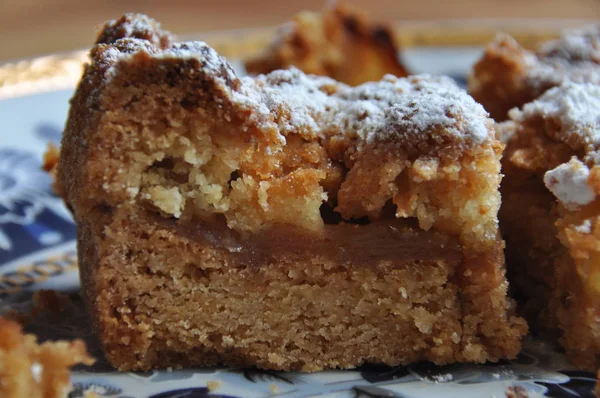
[0,47,597,398]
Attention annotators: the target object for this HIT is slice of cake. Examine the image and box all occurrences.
[499,82,600,370]
[469,25,600,121]
[245,1,408,85]
[0,318,94,398]
[57,14,526,371]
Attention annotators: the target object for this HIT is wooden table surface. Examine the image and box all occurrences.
[1,0,599,63]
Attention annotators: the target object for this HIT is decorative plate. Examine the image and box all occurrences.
[0,44,597,398]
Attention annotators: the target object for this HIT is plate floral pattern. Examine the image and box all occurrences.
[0,49,597,398]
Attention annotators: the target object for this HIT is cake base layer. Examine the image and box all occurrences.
[78,205,526,371]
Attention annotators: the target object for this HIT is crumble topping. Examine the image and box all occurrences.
[509,82,600,162]
[544,158,596,210]
[103,42,491,148]
[96,13,172,48]
[527,25,600,90]
[78,29,499,235]
[527,84,600,209]
[476,28,600,109]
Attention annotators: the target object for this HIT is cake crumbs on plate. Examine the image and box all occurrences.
[0,317,94,398]
[505,385,530,398]
[431,373,453,383]
[4,290,75,325]
[269,383,281,394]
[207,380,222,392]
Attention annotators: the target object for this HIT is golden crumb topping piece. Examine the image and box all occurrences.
[0,318,94,398]
[96,13,173,49]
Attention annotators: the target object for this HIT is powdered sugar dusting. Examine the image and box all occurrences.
[258,71,490,146]
[329,75,490,144]
[511,83,600,153]
[544,158,596,210]
[538,24,600,63]
[575,219,593,234]
[528,60,600,90]
[254,68,337,137]
[94,37,493,153]
[518,24,600,95]
[225,67,491,149]
[377,76,489,144]
[430,373,453,383]
[166,42,239,83]
[510,82,600,210]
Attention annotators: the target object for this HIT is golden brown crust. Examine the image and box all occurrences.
[245,1,408,85]
[0,318,94,398]
[58,13,526,371]
[469,26,600,121]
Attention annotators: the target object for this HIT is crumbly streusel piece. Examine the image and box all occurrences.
[469,25,600,121]
[500,82,600,370]
[0,318,94,398]
[57,14,525,371]
[245,1,408,85]
[95,13,173,49]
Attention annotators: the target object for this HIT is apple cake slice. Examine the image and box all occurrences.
[499,82,600,370]
[57,14,526,371]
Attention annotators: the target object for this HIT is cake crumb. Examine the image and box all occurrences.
[431,373,453,383]
[207,380,222,392]
[43,142,60,173]
[5,290,74,324]
[399,287,408,299]
[0,317,94,398]
[506,385,529,398]
[269,383,281,394]
[84,390,100,398]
